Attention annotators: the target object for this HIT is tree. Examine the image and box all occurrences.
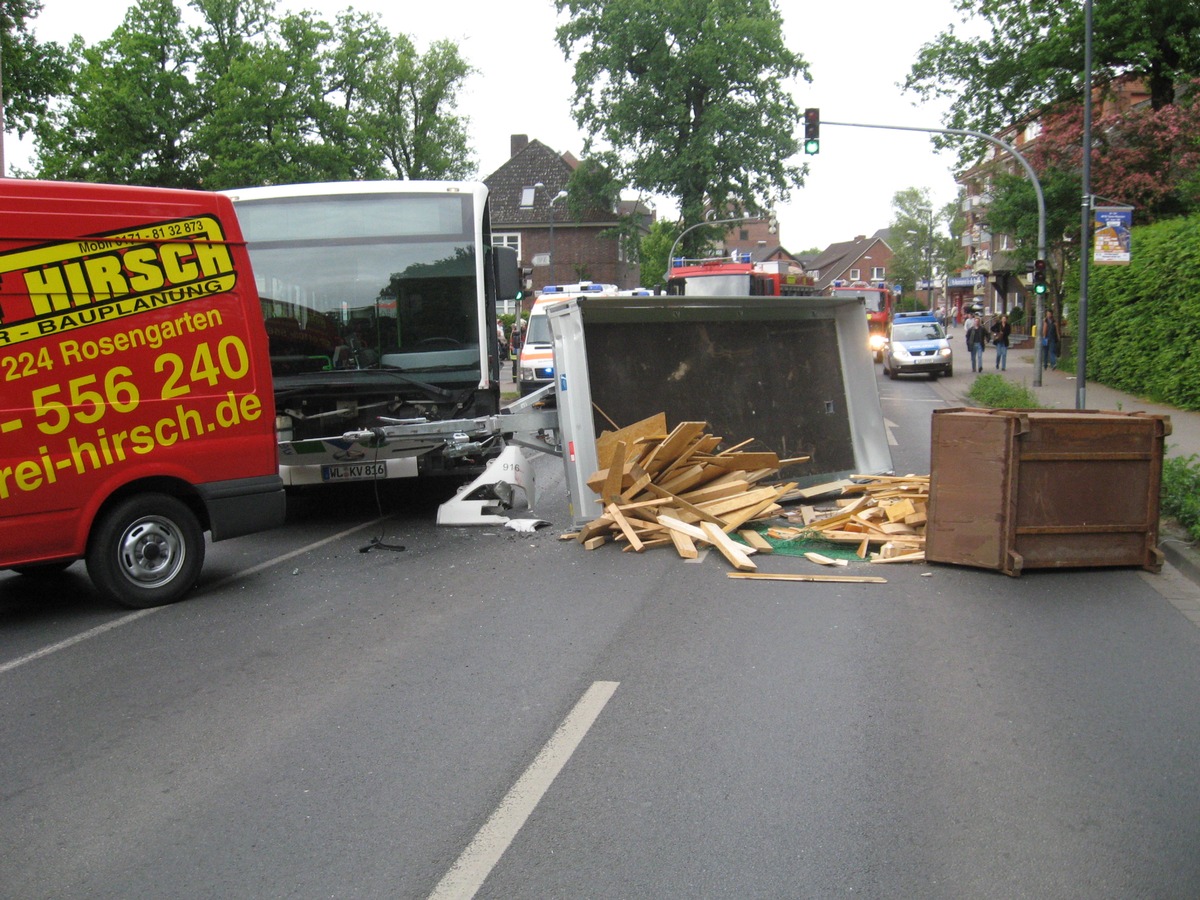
[1020,91,1200,224]
[638,219,681,291]
[555,0,808,257]
[888,189,963,309]
[33,0,201,186]
[1,0,70,168]
[904,0,1200,165]
[366,33,476,180]
[29,0,476,189]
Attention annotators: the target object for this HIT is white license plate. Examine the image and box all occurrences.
[321,462,387,482]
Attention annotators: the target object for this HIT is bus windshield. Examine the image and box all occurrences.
[233,190,483,383]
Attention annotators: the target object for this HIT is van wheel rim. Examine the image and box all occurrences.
[118,517,185,586]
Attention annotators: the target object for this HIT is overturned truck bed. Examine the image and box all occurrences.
[546,294,893,526]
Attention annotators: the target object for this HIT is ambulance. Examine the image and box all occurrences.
[0,179,285,608]
[517,282,618,397]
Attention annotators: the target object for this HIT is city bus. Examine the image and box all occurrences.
[225,181,520,485]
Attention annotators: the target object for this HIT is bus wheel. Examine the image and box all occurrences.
[86,494,205,609]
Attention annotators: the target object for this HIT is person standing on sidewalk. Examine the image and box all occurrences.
[991,314,1011,371]
[1041,310,1059,369]
[965,314,988,372]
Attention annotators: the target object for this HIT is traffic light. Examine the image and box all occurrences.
[1033,258,1048,295]
[804,108,820,155]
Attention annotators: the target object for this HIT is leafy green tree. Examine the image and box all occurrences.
[638,218,680,291]
[555,0,808,257]
[888,188,963,304]
[905,0,1200,164]
[29,0,476,189]
[366,33,476,179]
[33,0,201,186]
[1,0,70,163]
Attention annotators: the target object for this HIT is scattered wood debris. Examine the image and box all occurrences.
[778,472,930,564]
[571,414,807,572]
[567,415,928,575]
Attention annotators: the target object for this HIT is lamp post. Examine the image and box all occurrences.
[914,207,934,311]
[548,189,568,287]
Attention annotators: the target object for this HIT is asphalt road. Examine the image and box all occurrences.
[3,368,1200,899]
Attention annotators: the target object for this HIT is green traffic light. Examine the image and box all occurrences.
[804,139,820,155]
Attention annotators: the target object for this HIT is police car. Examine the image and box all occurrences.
[881,311,954,379]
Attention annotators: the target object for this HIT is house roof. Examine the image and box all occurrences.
[483,139,576,226]
[809,230,893,290]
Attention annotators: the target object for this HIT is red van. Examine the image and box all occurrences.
[0,180,285,607]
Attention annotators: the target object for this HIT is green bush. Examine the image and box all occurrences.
[966,373,1043,409]
[1063,214,1200,411]
[1161,454,1200,541]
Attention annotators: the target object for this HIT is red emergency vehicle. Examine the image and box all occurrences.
[0,180,285,607]
[828,281,896,361]
[666,254,818,297]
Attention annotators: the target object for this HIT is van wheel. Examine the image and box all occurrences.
[86,494,205,609]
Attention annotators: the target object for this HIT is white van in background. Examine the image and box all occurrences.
[517,282,619,397]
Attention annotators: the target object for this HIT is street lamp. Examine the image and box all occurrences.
[548,189,568,287]
[915,208,934,311]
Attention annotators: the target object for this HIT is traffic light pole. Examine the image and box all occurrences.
[822,120,1047,386]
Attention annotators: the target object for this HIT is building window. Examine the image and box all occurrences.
[520,187,537,208]
[871,267,886,281]
[849,268,861,281]
[739,229,749,241]
[492,232,521,259]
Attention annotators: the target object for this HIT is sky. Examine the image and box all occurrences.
[8,0,972,255]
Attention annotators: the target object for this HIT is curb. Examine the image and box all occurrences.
[1161,537,1200,587]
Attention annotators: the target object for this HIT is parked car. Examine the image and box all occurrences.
[882,312,953,379]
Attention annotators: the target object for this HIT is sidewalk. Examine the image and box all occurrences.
[932,344,1200,585]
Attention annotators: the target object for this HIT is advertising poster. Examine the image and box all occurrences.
[1094,206,1132,265]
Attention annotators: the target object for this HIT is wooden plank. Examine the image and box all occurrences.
[595,412,667,471]
[696,486,782,518]
[704,452,781,470]
[600,441,627,503]
[804,551,848,567]
[641,421,709,475]
[870,550,926,564]
[668,529,699,559]
[738,530,775,553]
[700,520,758,572]
[644,482,725,525]
[606,503,645,552]
[728,572,887,584]
[656,513,707,542]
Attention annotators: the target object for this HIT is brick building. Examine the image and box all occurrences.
[484,135,651,297]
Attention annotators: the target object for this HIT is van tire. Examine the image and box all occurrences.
[86,494,205,609]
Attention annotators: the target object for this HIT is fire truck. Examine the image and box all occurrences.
[828,281,896,361]
[665,253,819,297]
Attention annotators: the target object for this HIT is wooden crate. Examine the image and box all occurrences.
[925,408,1170,576]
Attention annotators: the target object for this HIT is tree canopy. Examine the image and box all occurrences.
[21,0,475,189]
[555,0,808,257]
[887,188,963,304]
[905,0,1200,165]
[1,0,70,156]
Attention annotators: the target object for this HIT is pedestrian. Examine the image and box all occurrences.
[965,313,988,372]
[509,316,524,377]
[1041,311,1059,370]
[990,314,1011,371]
